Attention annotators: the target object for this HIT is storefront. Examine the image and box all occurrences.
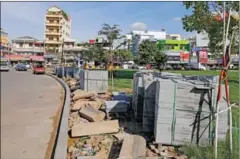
[165,50,190,65]
[191,47,209,64]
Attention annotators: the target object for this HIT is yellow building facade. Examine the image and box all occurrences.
[1,28,8,46]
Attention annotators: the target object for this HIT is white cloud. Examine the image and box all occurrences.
[131,22,147,31]
[173,17,182,21]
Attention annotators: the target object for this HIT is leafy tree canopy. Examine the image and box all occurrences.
[138,39,167,68]
[182,2,239,55]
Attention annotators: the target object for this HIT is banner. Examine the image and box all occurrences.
[180,51,190,62]
[198,50,208,63]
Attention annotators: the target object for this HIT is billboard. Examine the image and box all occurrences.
[198,50,208,63]
[165,51,190,64]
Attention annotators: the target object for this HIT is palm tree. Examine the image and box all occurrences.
[98,24,125,64]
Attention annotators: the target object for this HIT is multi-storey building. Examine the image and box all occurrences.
[12,36,45,56]
[44,6,71,54]
[125,30,167,55]
[0,28,11,56]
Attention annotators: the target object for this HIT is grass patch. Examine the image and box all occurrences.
[108,78,133,93]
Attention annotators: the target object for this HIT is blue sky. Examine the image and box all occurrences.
[1,2,194,42]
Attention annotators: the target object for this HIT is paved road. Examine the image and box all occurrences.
[1,69,62,159]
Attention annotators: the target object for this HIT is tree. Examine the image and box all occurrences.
[138,39,167,69]
[98,24,125,64]
[182,2,239,55]
[114,49,133,63]
[84,44,107,64]
[138,39,157,65]
[154,50,168,71]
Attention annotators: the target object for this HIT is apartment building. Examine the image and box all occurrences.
[0,28,11,56]
[44,6,72,54]
[12,36,44,56]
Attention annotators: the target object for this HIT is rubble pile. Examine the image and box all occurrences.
[65,77,190,159]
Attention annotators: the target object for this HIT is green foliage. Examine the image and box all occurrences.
[84,45,107,63]
[114,50,133,62]
[138,39,167,67]
[138,40,156,64]
[154,51,168,71]
[98,24,123,49]
[182,2,239,55]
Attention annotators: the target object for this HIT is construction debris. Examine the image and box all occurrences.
[68,135,113,159]
[72,92,97,101]
[71,120,119,137]
[65,73,196,159]
[69,112,89,129]
[118,135,146,159]
[71,100,103,111]
[79,106,105,122]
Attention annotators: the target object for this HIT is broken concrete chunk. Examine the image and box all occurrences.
[71,101,103,111]
[79,106,105,122]
[118,135,146,159]
[71,120,119,137]
[72,92,97,101]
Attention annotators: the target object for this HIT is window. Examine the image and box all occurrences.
[29,43,33,47]
[19,43,23,47]
[50,20,54,23]
[49,37,53,40]
[180,44,187,50]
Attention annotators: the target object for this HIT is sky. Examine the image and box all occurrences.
[1,2,194,42]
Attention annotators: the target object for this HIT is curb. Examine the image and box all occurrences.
[46,74,70,159]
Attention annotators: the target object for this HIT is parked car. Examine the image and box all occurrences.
[173,65,182,70]
[25,64,31,69]
[15,64,27,71]
[0,63,10,72]
[184,64,192,70]
[32,63,45,74]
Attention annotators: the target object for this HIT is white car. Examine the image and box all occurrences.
[0,64,10,71]
[25,64,31,69]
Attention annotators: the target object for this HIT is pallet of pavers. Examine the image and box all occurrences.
[154,75,228,146]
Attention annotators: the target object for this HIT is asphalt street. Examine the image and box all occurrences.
[1,69,62,158]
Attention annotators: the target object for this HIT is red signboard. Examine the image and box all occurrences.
[199,50,208,63]
[180,51,190,62]
[89,39,95,44]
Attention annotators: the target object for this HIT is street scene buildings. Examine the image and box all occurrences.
[1,5,239,67]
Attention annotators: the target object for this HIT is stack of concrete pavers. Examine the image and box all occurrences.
[79,70,108,93]
[132,71,229,145]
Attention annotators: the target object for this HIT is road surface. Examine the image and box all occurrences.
[1,69,62,158]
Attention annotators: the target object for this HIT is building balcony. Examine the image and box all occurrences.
[46,14,62,18]
[45,40,62,44]
[45,31,61,35]
[63,46,87,52]
[45,22,60,26]
[12,47,45,52]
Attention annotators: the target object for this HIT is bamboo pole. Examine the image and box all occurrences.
[225,9,233,154]
[238,1,240,158]
[215,3,226,159]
